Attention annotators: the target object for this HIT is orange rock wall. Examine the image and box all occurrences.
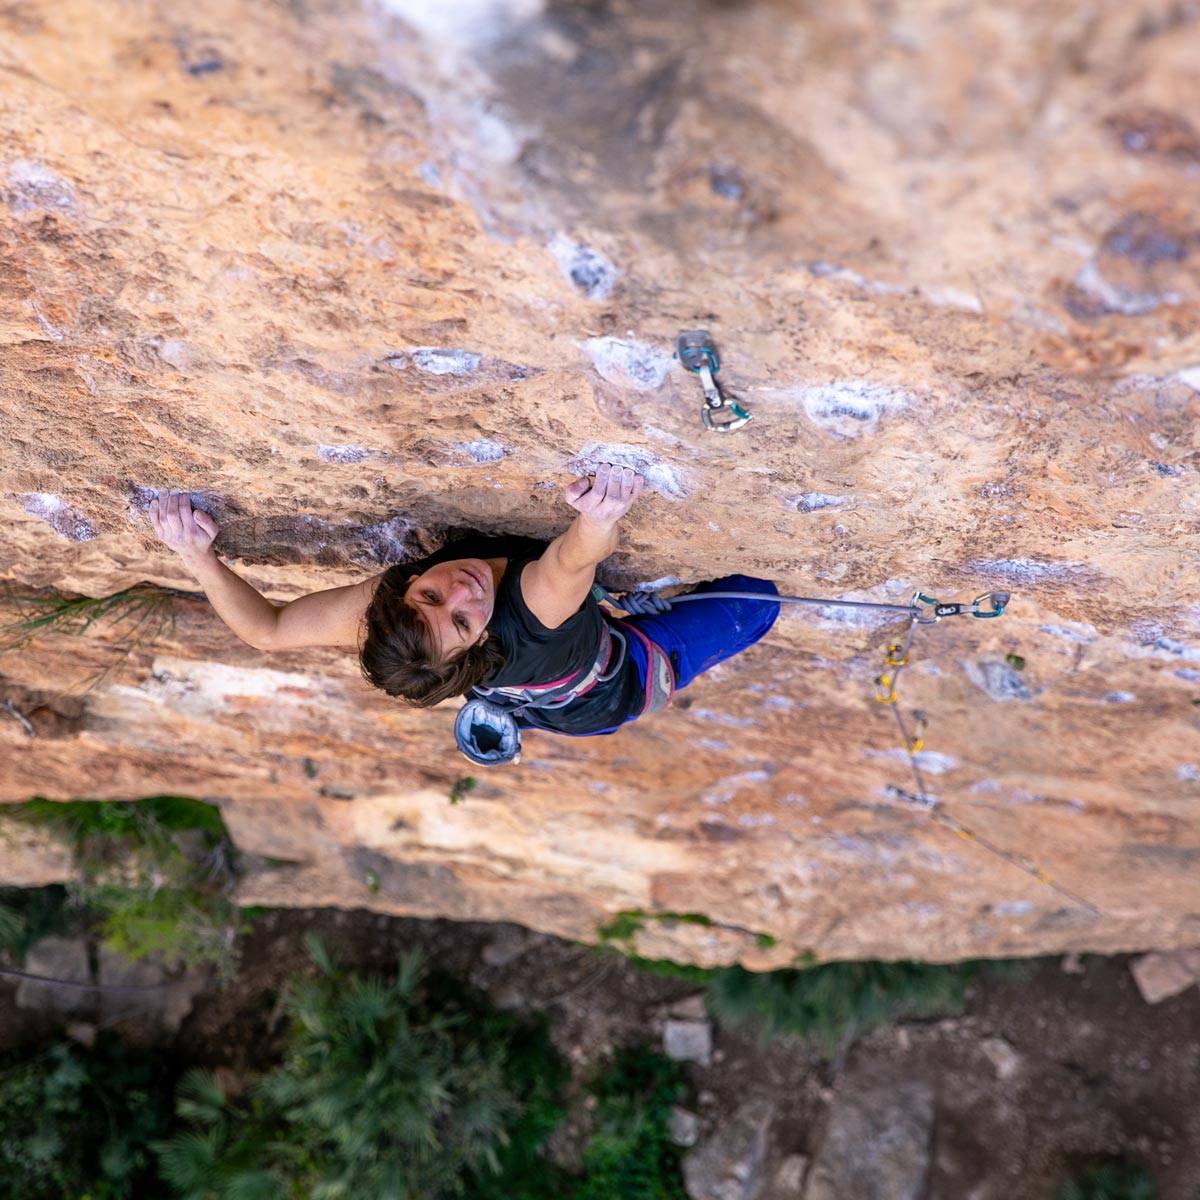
[2,0,1200,964]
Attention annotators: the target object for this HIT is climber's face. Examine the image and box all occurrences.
[404,558,496,660]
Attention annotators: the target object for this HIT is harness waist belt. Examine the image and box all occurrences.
[476,624,618,711]
[474,618,676,718]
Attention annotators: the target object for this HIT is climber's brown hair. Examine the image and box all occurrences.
[359,558,506,708]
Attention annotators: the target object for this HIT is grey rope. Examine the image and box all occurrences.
[613,589,920,617]
[0,965,196,992]
[658,591,918,613]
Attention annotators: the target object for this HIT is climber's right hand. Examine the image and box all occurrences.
[148,491,219,563]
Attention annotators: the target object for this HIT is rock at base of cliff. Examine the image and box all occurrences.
[665,1017,714,1066]
[684,1096,776,1200]
[15,936,92,1013]
[97,947,207,1040]
[670,1105,702,1147]
[761,1153,809,1198]
[979,1036,1022,1081]
[1130,948,1200,1004]
[803,1078,934,1200]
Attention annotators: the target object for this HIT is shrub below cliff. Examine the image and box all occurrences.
[5,797,241,975]
[703,959,1023,1052]
[0,1033,175,1200]
[1057,1162,1159,1200]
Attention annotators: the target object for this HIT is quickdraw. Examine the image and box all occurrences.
[911,591,1009,623]
[874,596,1101,917]
[675,329,752,433]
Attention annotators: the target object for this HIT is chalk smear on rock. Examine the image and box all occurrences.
[317,444,372,464]
[409,347,482,376]
[455,439,506,463]
[582,336,674,391]
[16,493,97,542]
[792,492,850,512]
[5,159,77,215]
[778,380,913,438]
[550,234,619,300]
[865,748,960,775]
[568,442,688,499]
[967,557,1090,584]
[963,659,1032,701]
[1039,621,1098,643]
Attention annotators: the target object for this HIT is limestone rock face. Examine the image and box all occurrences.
[2,0,1200,964]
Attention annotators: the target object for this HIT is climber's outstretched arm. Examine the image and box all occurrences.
[521,464,644,630]
[149,492,373,651]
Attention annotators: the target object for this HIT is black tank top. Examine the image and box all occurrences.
[423,534,644,734]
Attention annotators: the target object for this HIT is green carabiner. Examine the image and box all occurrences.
[911,593,942,623]
[970,591,1010,618]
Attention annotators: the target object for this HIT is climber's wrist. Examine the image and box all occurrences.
[572,513,620,559]
[178,546,221,574]
[576,512,620,536]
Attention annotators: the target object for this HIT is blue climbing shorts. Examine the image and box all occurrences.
[591,574,780,733]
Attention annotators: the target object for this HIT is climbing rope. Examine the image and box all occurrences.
[614,587,1009,621]
[874,611,1102,916]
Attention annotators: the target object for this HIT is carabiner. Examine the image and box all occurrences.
[702,399,753,433]
[970,591,1010,618]
[911,593,942,624]
[676,329,752,433]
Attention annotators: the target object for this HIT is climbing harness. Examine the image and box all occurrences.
[454,603,680,766]
[874,603,1102,916]
[675,330,752,432]
[456,616,632,766]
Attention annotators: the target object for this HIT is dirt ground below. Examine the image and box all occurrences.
[5,908,1199,1199]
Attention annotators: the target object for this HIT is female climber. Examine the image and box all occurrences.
[148,464,779,763]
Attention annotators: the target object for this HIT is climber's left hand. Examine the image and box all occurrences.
[564,463,645,528]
